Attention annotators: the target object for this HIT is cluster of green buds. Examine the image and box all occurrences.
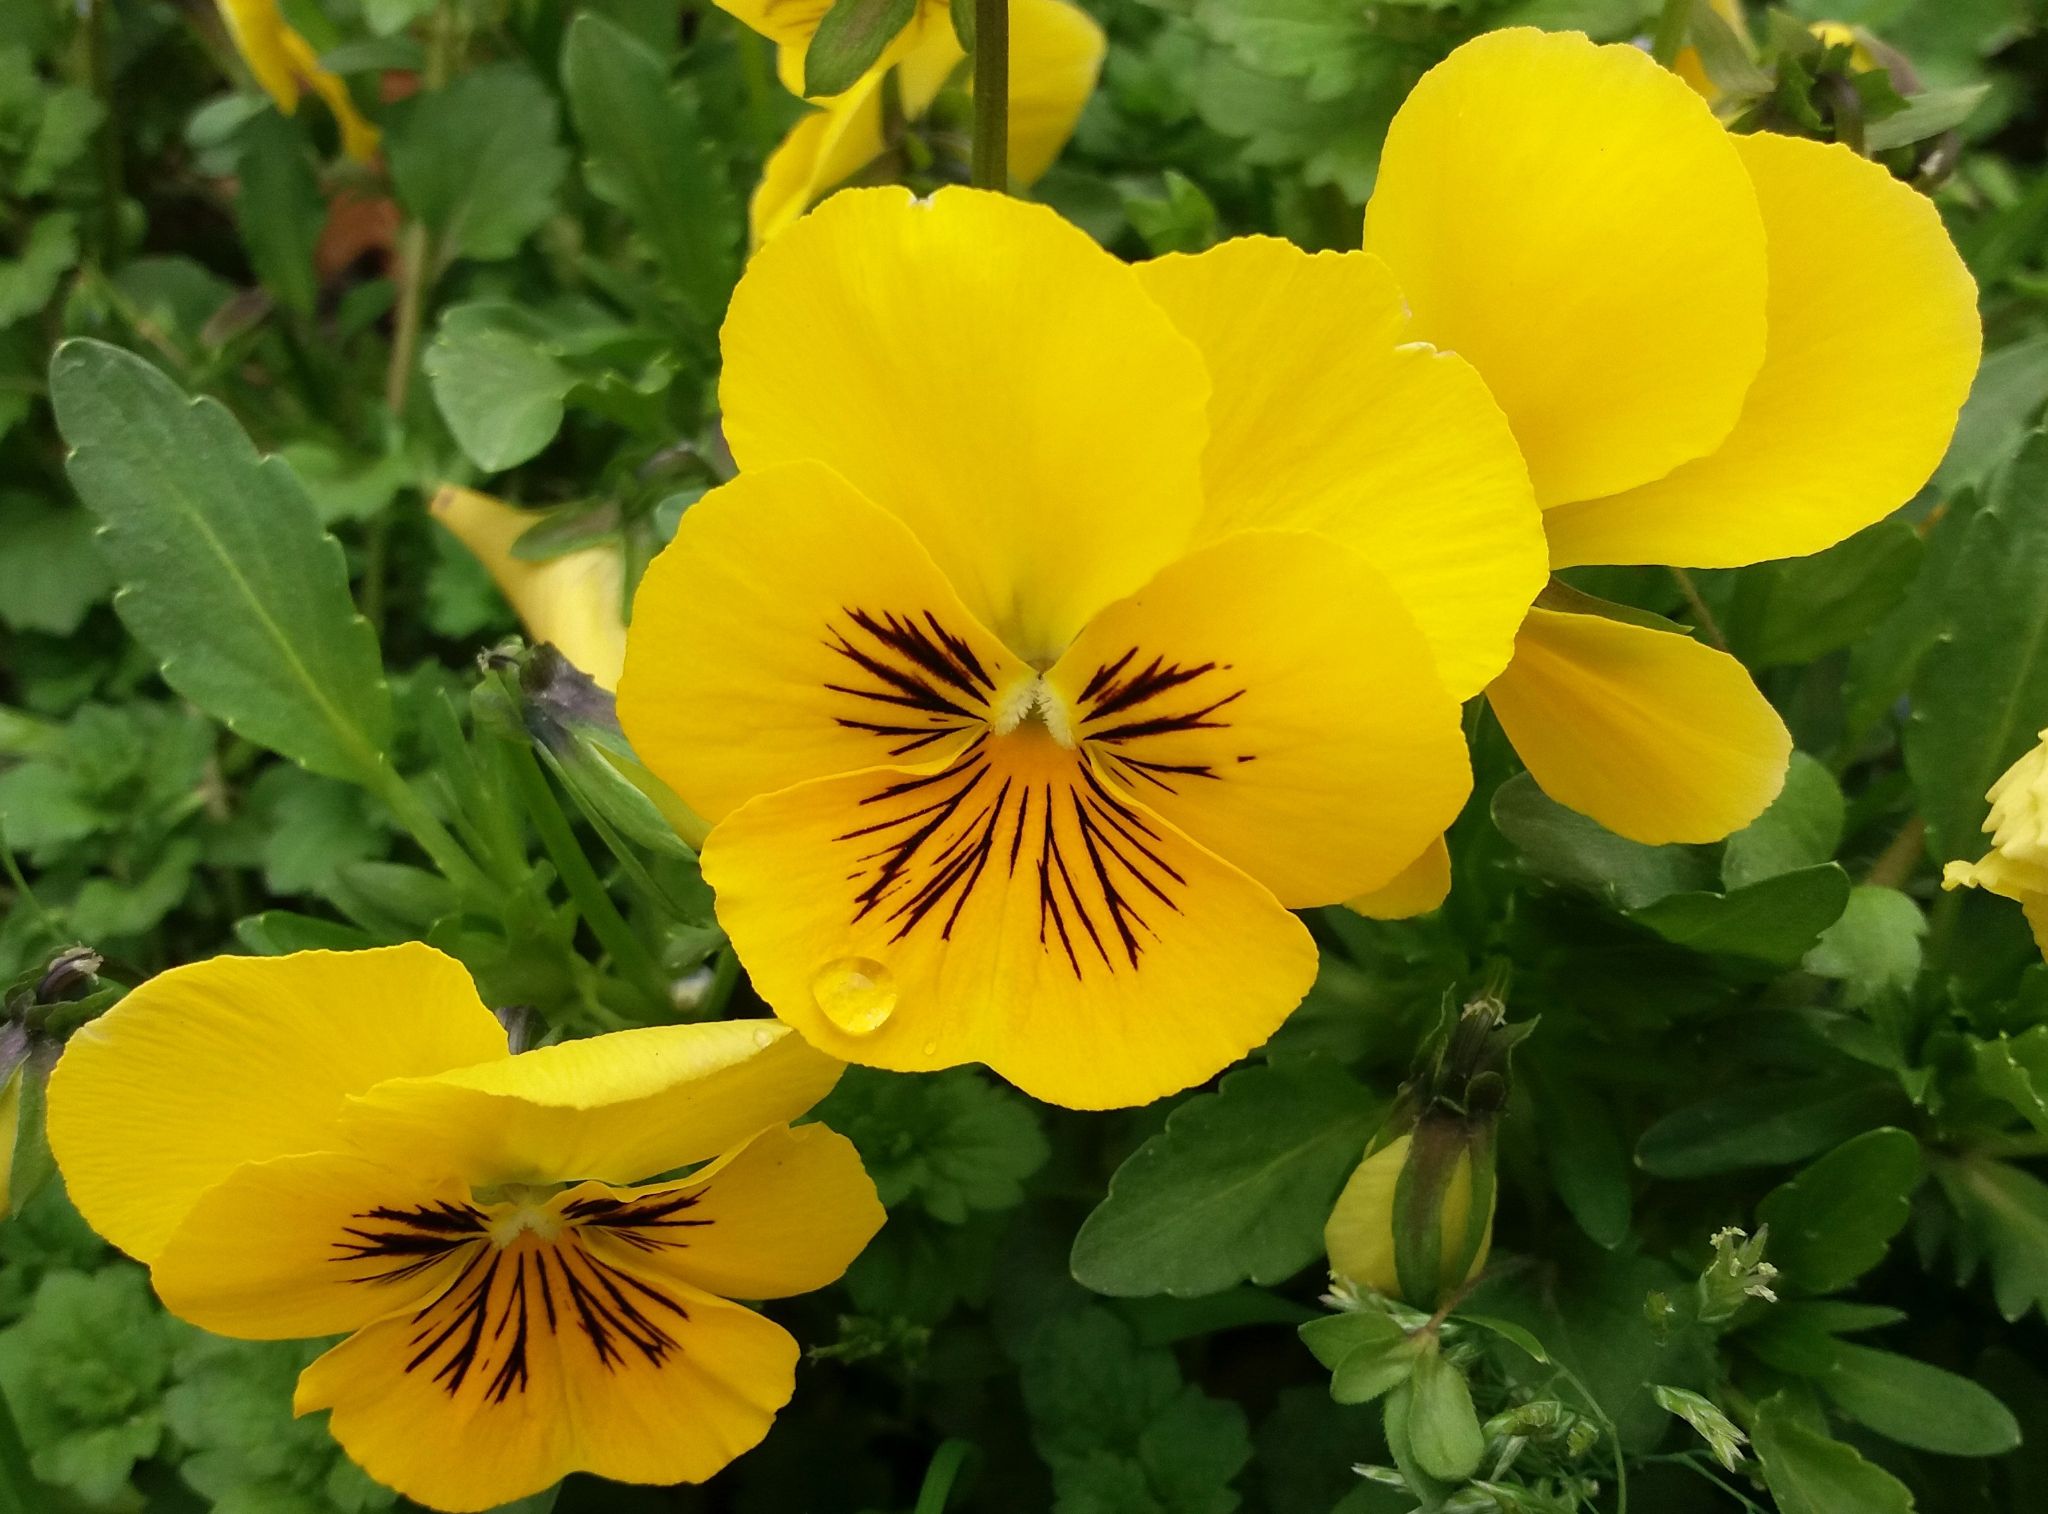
[1324,990,1531,1310]
[1647,1225,1780,1336]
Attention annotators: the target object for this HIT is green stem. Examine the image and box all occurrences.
[86,0,122,263]
[369,764,495,899]
[1650,0,1694,67]
[508,747,671,1010]
[971,0,1008,189]
[701,944,743,1021]
[383,221,432,416]
[1668,566,1730,653]
[913,1440,979,1514]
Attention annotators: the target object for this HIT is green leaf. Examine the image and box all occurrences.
[1722,753,1844,889]
[1934,1154,2048,1321]
[1070,1058,1379,1298]
[1804,886,1925,1007]
[1722,522,1923,670]
[1490,770,1715,909]
[1819,1343,2020,1457]
[1637,1078,1902,1178]
[804,0,919,98]
[1190,0,1376,103]
[1905,430,2048,864]
[387,63,568,264]
[1020,1307,1251,1514]
[1405,1344,1484,1483]
[0,491,114,636]
[424,306,575,471]
[1756,1128,1921,1295]
[561,14,740,326]
[50,341,394,784]
[1936,337,2048,495]
[1970,1026,2048,1136]
[1629,863,1851,965]
[1456,1312,1550,1364]
[232,111,323,315]
[1533,1069,1631,1249]
[815,1066,1049,1223]
[1298,1312,1422,1405]
[1753,1395,1913,1514]
[1863,82,1990,151]
[0,212,76,326]
[1652,1385,1746,1471]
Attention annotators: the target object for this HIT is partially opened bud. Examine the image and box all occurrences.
[431,486,630,692]
[1944,729,2048,953]
[1324,1123,1494,1306]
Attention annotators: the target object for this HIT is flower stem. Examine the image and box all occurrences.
[1668,566,1730,652]
[971,0,1008,189]
[1650,0,1694,67]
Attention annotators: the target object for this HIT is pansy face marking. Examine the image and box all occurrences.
[619,186,1520,1109]
[46,945,883,1513]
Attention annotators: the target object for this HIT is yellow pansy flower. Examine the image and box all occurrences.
[752,0,1104,245]
[619,187,1547,1108]
[430,485,630,692]
[46,944,881,1511]
[1352,27,1978,852]
[216,0,380,164]
[1944,730,2048,952]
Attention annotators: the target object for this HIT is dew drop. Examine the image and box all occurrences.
[751,1025,776,1049]
[811,957,897,1036]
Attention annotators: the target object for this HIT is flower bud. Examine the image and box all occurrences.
[431,486,629,693]
[1324,1121,1495,1308]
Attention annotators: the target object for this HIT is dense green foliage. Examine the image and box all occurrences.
[2,0,2047,1510]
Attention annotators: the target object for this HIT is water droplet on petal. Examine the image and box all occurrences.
[811,957,896,1035]
[751,1025,776,1049]
[920,1039,939,1058]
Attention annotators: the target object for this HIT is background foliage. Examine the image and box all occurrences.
[3,0,2047,1510]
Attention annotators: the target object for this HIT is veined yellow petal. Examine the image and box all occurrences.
[1133,238,1544,697]
[1365,28,1767,507]
[570,1123,882,1301]
[618,462,1028,824]
[150,1151,481,1340]
[430,486,629,692]
[719,186,1210,664]
[296,1241,796,1510]
[1544,134,1980,569]
[1486,607,1791,845]
[336,1020,845,1190]
[702,724,1316,1109]
[47,945,507,1263]
[1346,836,1452,921]
[1046,531,1471,905]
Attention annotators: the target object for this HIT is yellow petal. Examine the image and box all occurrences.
[48,945,507,1263]
[576,1124,882,1301]
[749,92,876,247]
[719,186,1209,664]
[150,1151,481,1339]
[1986,732,2048,867]
[336,1020,845,1189]
[702,725,1316,1109]
[1045,531,1471,905]
[216,0,303,111]
[1365,27,1767,507]
[281,27,381,163]
[618,462,1027,824]
[430,486,629,692]
[1944,852,2048,901]
[1133,238,1544,697]
[1485,607,1791,845]
[297,1243,796,1510]
[1544,135,1980,569]
[1346,836,1451,921]
[1006,0,1106,184]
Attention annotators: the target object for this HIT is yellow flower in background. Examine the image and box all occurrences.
[751,0,1104,245]
[715,0,951,81]
[216,0,380,164]
[1945,731,2048,951]
[47,945,881,1512]
[431,485,630,692]
[1357,27,1979,852]
[619,188,1545,1108]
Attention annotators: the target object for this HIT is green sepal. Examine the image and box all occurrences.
[804,0,918,98]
